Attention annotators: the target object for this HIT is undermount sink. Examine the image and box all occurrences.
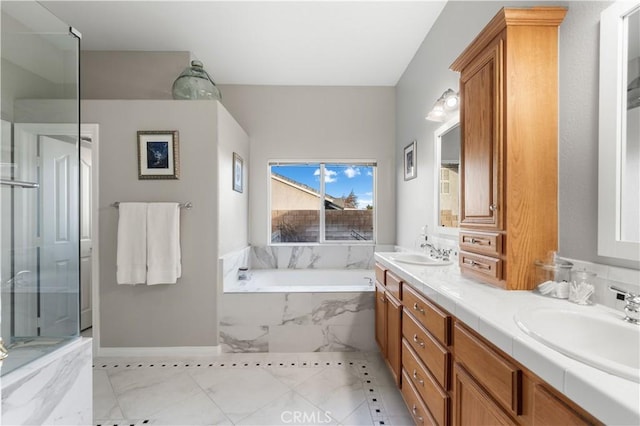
[515,306,640,382]
[390,253,452,266]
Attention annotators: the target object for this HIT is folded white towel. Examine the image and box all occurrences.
[116,203,148,284]
[146,202,181,285]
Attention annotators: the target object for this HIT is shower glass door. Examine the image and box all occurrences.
[1,1,80,375]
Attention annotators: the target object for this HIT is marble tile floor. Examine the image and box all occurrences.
[93,351,413,426]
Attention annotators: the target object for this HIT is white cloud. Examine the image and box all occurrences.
[366,170,373,176]
[344,167,361,178]
[314,168,338,183]
[357,198,373,209]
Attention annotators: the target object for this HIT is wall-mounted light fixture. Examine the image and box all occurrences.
[425,88,459,122]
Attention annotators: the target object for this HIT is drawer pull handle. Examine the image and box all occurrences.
[467,259,489,270]
[412,369,424,386]
[470,237,478,244]
[413,334,425,348]
[413,302,425,314]
[412,405,424,423]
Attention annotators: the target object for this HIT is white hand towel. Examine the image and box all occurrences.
[116,202,148,284]
[146,202,181,285]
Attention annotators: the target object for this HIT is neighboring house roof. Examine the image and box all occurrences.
[271,172,345,210]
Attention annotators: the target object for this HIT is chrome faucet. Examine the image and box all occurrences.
[609,286,640,324]
[420,241,452,261]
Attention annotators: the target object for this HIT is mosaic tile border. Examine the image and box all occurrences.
[93,357,399,426]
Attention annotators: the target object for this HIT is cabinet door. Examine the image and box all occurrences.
[453,363,516,426]
[460,38,504,230]
[375,282,387,356]
[532,384,592,426]
[387,293,402,386]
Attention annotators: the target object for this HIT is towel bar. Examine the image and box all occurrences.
[112,201,192,209]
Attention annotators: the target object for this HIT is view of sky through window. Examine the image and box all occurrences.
[272,164,373,209]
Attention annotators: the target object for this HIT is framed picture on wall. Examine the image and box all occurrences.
[404,140,417,181]
[137,130,180,179]
[233,152,244,193]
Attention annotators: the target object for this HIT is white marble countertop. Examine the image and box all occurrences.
[374,251,640,425]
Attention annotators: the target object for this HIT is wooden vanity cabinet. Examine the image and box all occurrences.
[452,321,600,426]
[450,7,567,290]
[375,264,402,385]
[400,283,453,426]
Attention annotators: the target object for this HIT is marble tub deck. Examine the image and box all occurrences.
[93,351,412,426]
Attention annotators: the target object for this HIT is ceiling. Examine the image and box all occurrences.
[43,1,447,86]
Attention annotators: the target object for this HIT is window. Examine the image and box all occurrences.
[270,162,375,243]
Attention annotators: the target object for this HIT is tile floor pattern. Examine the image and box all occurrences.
[93,351,413,426]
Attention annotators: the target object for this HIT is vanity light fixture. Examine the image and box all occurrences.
[425,88,459,122]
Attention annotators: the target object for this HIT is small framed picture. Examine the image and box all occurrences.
[404,140,417,181]
[233,152,244,193]
[137,130,179,180]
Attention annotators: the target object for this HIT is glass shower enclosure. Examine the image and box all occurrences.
[1,1,81,375]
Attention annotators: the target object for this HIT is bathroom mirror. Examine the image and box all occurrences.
[434,116,460,236]
[598,0,640,261]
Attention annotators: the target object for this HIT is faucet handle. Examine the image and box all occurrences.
[609,286,640,324]
[609,285,639,301]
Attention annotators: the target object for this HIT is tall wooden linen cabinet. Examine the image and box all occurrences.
[450,7,567,290]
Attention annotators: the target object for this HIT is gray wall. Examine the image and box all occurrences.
[395,1,637,269]
[217,105,250,256]
[218,85,397,246]
[81,53,397,247]
[84,100,220,347]
[81,51,190,100]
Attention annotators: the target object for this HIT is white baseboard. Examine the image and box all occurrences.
[97,345,221,358]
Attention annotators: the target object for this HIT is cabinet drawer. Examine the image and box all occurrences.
[454,322,521,415]
[403,311,450,390]
[459,230,502,256]
[402,284,451,346]
[386,271,402,300]
[375,263,386,285]
[459,250,502,281]
[401,368,439,426]
[402,340,449,426]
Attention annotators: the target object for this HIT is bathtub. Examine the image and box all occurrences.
[224,268,375,293]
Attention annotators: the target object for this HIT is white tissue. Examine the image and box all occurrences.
[537,280,569,299]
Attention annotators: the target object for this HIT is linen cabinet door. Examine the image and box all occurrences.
[459,38,504,231]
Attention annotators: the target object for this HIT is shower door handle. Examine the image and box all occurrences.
[0,179,39,188]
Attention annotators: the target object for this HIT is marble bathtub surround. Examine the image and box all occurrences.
[220,245,396,293]
[220,245,397,274]
[92,351,412,426]
[250,245,377,270]
[220,292,375,353]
